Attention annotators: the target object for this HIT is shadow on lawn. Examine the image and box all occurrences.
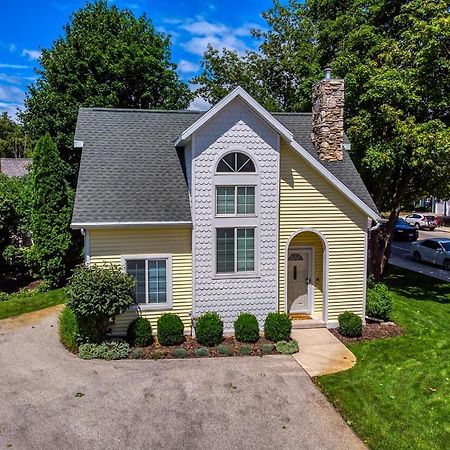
[385,266,450,304]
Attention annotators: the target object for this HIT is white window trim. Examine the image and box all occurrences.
[213,226,259,279]
[215,185,257,218]
[121,254,173,311]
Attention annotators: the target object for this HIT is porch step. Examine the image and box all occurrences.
[291,319,326,329]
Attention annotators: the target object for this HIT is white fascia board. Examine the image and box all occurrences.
[288,139,381,221]
[74,140,84,148]
[174,86,294,146]
[71,221,192,229]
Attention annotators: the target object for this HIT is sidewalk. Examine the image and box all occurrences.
[291,328,356,377]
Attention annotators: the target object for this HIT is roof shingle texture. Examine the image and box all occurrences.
[0,158,31,177]
[72,107,377,225]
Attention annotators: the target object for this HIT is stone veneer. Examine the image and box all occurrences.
[311,79,345,161]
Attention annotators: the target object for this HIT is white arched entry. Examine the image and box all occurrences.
[284,228,329,322]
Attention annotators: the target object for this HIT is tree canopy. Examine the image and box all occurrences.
[20,0,193,172]
[194,0,450,276]
[0,113,32,158]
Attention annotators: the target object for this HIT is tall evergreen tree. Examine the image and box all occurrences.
[21,0,193,174]
[27,134,77,287]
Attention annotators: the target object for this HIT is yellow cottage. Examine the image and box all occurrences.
[71,74,380,334]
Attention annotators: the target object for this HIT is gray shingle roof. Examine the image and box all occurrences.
[0,158,31,177]
[72,107,378,225]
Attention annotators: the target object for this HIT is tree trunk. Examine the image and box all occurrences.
[368,172,411,280]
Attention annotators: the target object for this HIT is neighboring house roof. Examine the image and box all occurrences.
[0,158,31,177]
[72,92,379,227]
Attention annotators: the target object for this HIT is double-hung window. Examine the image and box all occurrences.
[216,186,255,215]
[216,228,255,274]
[123,256,172,308]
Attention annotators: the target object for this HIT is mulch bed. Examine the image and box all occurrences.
[331,322,404,344]
[138,336,278,359]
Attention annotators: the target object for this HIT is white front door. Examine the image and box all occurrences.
[287,248,312,313]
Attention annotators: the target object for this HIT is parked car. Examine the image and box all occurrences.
[404,213,437,230]
[380,218,418,241]
[411,238,450,270]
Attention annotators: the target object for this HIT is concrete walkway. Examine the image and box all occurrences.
[291,328,356,377]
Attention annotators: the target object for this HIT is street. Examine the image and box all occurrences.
[390,229,450,282]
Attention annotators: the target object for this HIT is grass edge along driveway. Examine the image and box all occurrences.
[0,288,66,320]
[317,266,450,450]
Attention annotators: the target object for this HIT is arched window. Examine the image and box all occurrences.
[216,152,255,173]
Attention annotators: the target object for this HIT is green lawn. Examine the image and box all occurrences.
[0,288,67,320]
[317,266,450,450]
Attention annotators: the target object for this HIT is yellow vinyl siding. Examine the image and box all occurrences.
[290,231,324,314]
[89,227,192,335]
[279,140,367,321]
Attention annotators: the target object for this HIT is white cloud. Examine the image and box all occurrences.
[0,63,28,69]
[177,59,199,74]
[0,102,23,121]
[22,49,41,60]
[0,85,25,103]
[177,19,256,57]
[8,44,16,53]
[188,95,210,111]
[0,73,21,84]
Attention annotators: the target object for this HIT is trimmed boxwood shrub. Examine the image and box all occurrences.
[59,306,80,353]
[264,312,292,342]
[195,312,223,346]
[127,317,153,347]
[366,283,393,321]
[66,264,135,343]
[157,313,184,346]
[338,311,363,337]
[234,313,259,343]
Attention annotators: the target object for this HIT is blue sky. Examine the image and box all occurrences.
[0,0,274,119]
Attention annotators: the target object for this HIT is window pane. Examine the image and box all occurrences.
[216,186,235,214]
[148,260,167,304]
[217,153,236,172]
[237,186,255,214]
[216,228,235,273]
[126,260,146,304]
[217,152,255,173]
[237,153,255,172]
[237,228,255,272]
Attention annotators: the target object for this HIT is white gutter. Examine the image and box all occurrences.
[71,221,192,229]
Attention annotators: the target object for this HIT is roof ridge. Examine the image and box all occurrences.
[80,107,205,114]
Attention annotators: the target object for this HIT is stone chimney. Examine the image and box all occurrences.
[311,68,344,161]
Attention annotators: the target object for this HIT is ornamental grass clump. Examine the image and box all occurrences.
[157,313,184,346]
[264,312,292,342]
[127,317,153,347]
[195,312,223,346]
[66,264,134,343]
[366,283,393,321]
[338,311,363,337]
[234,313,259,343]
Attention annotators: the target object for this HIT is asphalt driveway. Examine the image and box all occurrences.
[0,313,364,450]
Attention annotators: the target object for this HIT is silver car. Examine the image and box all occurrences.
[411,238,450,270]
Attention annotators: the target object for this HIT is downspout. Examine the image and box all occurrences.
[80,228,90,266]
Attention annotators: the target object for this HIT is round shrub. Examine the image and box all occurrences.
[234,313,260,343]
[195,347,209,357]
[172,348,188,359]
[264,312,292,342]
[275,340,299,354]
[157,313,184,346]
[66,264,135,343]
[338,311,363,337]
[127,317,153,347]
[366,283,393,321]
[195,312,223,347]
[59,306,80,353]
